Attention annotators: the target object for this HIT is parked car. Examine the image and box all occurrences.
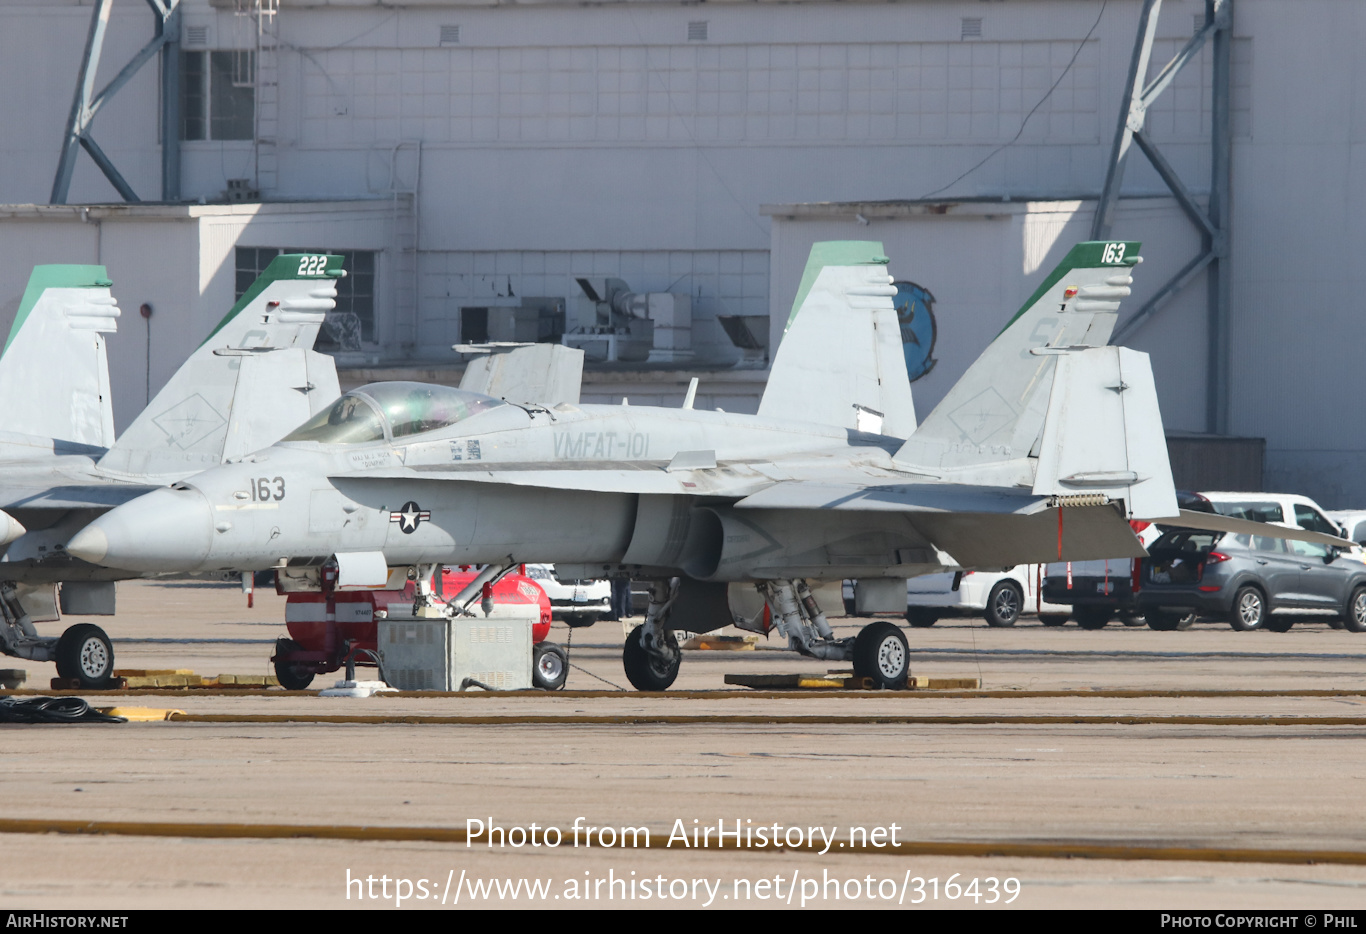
[1326,509,1366,546]
[524,564,612,627]
[1135,527,1366,631]
[903,566,1072,628]
[1041,492,1213,629]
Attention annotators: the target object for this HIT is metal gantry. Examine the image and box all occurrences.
[1095,0,1232,435]
[51,0,183,205]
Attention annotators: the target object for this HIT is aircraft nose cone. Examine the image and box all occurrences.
[67,487,215,572]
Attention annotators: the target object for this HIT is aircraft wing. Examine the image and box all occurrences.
[0,483,161,511]
[733,481,1047,514]
[328,461,777,497]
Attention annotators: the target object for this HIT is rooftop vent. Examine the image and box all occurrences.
[439,25,461,46]
[687,21,708,42]
[961,18,983,39]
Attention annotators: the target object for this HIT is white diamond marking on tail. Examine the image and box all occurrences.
[946,386,1015,444]
[151,393,227,449]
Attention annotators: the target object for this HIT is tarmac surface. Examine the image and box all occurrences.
[4,580,1366,910]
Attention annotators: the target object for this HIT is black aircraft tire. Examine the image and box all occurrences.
[852,621,910,690]
[533,642,569,691]
[622,625,680,691]
[272,638,316,691]
[55,624,114,689]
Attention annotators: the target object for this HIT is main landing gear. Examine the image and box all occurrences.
[0,583,114,689]
[621,578,910,692]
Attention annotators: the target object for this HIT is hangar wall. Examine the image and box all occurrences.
[0,201,399,431]
[2,1,1364,503]
[764,197,1209,433]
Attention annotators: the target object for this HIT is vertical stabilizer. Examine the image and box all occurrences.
[459,344,584,405]
[99,254,344,477]
[897,241,1141,472]
[758,241,915,438]
[1031,345,1179,520]
[0,265,119,449]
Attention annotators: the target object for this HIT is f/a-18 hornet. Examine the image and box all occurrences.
[70,241,1346,690]
[0,254,344,685]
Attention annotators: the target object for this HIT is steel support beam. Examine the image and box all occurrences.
[161,3,181,202]
[51,0,182,204]
[1091,0,1162,241]
[1095,0,1233,435]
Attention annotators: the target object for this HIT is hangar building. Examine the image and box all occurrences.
[0,0,1355,502]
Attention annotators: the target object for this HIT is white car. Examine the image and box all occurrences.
[523,564,612,627]
[903,566,1071,628]
[1328,510,1366,546]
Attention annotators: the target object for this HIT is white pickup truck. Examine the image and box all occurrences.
[523,564,612,627]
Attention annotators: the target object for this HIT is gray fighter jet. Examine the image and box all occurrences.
[0,254,344,685]
[70,241,1350,690]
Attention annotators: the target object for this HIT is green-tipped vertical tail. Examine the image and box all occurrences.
[758,241,916,439]
[0,265,119,449]
[897,240,1142,472]
[99,254,345,477]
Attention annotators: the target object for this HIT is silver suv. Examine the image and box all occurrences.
[1136,529,1366,632]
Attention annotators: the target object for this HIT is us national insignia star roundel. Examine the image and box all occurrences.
[389,501,431,534]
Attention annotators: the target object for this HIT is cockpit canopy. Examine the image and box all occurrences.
[282,382,506,444]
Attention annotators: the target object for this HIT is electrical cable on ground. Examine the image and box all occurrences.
[0,696,126,724]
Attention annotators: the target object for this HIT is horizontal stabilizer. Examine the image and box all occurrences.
[0,265,119,449]
[100,255,344,477]
[1155,509,1357,549]
[759,241,915,438]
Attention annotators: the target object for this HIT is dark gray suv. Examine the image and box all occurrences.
[1136,529,1366,632]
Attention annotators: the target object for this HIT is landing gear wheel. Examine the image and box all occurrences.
[271,637,315,691]
[532,642,568,690]
[1227,586,1266,631]
[55,624,113,689]
[1344,587,1366,633]
[1265,618,1295,633]
[1038,614,1069,627]
[563,613,596,629]
[904,608,940,628]
[622,624,680,691]
[983,582,1023,627]
[1074,607,1111,630]
[852,621,910,690]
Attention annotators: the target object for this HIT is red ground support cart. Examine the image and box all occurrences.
[271,566,566,691]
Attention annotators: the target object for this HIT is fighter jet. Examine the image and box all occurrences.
[0,254,344,686]
[70,241,1351,690]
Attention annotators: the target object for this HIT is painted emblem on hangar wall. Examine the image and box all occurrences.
[893,281,937,382]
